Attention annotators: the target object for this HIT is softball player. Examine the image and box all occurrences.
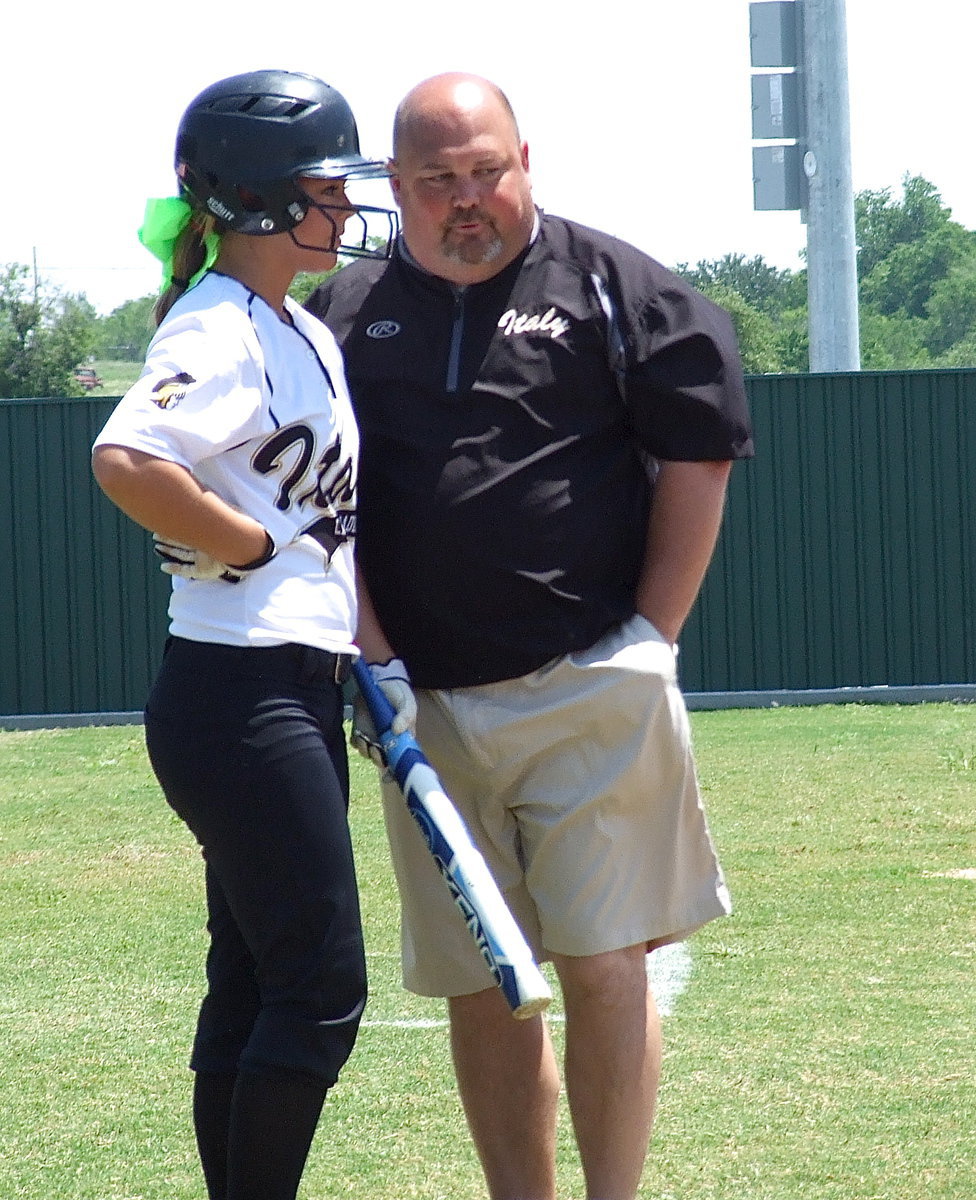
[92,70,410,1200]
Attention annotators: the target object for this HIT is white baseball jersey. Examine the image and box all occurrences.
[94,271,359,652]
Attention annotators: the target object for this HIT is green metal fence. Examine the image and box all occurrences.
[683,368,975,691]
[1,396,169,717]
[2,369,975,717]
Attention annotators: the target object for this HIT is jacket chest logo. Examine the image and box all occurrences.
[497,306,570,340]
[366,320,402,339]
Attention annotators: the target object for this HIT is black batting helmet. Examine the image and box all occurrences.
[175,69,392,247]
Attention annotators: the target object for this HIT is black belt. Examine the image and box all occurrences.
[165,637,355,685]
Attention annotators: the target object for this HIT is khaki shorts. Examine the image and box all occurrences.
[380,612,732,998]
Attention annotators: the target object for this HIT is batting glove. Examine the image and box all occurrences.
[152,531,275,584]
[351,657,417,767]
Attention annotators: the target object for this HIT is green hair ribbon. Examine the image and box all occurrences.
[138,197,221,292]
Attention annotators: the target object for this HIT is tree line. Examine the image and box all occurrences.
[2,175,974,398]
[676,175,976,373]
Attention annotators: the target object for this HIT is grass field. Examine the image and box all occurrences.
[90,360,144,396]
[1,703,974,1199]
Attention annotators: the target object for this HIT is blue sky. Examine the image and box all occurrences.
[5,0,973,314]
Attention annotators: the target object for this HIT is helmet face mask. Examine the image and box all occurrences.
[289,186,400,260]
[176,70,398,258]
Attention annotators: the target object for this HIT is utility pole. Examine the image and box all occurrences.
[750,0,861,371]
[800,0,860,370]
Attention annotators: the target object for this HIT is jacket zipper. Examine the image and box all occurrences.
[446,286,466,394]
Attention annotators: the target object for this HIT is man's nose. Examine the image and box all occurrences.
[451,177,481,205]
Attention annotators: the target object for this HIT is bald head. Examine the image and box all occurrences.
[389,72,535,285]
[393,73,521,161]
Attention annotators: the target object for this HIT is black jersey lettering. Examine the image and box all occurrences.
[252,422,357,563]
[252,423,316,511]
[296,439,356,511]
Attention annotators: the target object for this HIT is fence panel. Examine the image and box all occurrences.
[1,397,169,716]
[680,368,976,691]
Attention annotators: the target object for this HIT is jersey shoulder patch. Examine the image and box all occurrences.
[150,372,196,410]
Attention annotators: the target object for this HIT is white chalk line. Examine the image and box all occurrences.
[362,941,692,1029]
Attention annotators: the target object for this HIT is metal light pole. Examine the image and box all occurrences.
[800,0,860,370]
[750,0,861,371]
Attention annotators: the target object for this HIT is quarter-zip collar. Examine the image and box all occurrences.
[394,212,542,392]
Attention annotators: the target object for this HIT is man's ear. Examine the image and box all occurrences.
[520,141,530,173]
[388,160,402,205]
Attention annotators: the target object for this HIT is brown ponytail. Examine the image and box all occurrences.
[152,213,220,327]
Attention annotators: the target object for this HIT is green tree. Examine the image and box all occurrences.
[856,175,976,320]
[288,267,342,306]
[0,264,97,399]
[922,257,976,358]
[856,175,951,278]
[771,307,810,374]
[934,332,976,368]
[675,253,811,371]
[668,176,976,372]
[858,311,931,370]
[675,253,804,316]
[93,294,156,361]
[696,283,784,374]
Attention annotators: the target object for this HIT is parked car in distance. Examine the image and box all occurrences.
[74,366,104,390]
